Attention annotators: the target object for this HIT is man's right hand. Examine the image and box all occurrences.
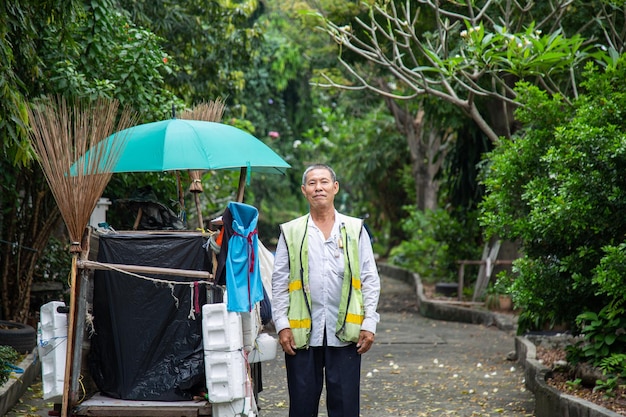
[278,328,297,355]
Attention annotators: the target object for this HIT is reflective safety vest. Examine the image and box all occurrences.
[281,214,364,348]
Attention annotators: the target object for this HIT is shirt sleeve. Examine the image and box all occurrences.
[359,226,380,334]
[271,233,291,334]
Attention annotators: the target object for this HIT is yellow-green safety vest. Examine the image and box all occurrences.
[281,214,364,349]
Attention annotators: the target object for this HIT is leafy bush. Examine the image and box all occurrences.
[390,207,483,284]
[566,307,626,395]
[0,345,19,385]
[569,307,626,367]
[480,57,626,333]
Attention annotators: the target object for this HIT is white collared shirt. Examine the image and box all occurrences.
[272,211,380,347]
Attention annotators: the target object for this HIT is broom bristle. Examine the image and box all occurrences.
[27,95,137,252]
[180,99,226,193]
[180,99,226,124]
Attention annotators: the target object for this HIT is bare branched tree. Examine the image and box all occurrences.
[316,0,624,142]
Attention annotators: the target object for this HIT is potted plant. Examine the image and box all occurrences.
[485,274,513,311]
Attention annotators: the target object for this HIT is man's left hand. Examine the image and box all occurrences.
[356,330,375,354]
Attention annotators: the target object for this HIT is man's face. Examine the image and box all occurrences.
[301,168,339,209]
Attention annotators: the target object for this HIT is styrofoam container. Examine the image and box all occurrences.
[39,301,67,331]
[212,397,256,417]
[248,333,278,363]
[202,303,243,352]
[204,350,246,403]
[38,301,68,401]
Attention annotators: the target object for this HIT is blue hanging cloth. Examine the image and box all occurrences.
[225,202,263,312]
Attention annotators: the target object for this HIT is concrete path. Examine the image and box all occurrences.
[256,274,535,416]
[7,274,535,416]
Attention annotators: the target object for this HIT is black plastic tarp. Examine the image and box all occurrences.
[89,232,210,401]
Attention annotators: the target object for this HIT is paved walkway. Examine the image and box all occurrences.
[7,274,535,416]
[256,274,535,416]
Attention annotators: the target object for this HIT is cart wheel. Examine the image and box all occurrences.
[0,320,37,353]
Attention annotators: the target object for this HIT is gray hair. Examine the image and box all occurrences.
[301,164,337,185]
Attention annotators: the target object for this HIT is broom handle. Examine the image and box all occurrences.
[78,259,214,280]
[61,255,79,417]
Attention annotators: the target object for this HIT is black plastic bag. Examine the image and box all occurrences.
[89,232,209,401]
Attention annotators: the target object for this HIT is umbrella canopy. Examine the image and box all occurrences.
[72,119,290,174]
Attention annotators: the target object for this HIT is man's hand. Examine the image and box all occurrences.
[356,330,375,354]
[278,328,297,355]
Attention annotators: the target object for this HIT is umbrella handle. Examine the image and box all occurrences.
[236,167,247,202]
[175,170,186,221]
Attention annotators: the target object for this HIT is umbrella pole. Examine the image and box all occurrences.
[175,170,185,219]
[194,192,203,230]
[236,167,246,202]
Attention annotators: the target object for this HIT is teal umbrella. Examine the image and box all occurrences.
[72,119,290,174]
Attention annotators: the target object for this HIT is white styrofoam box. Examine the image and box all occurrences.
[240,308,260,349]
[39,301,67,331]
[212,397,256,417]
[38,301,68,401]
[204,350,246,403]
[89,197,112,228]
[202,303,243,352]
[248,333,278,363]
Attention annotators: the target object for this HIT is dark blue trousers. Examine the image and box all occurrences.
[285,343,361,417]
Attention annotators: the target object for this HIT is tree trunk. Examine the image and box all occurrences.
[381,95,448,211]
[0,163,63,322]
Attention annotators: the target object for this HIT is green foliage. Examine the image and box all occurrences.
[510,256,588,333]
[47,0,180,119]
[458,22,587,81]
[295,96,413,251]
[0,345,19,385]
[389,207,483,284]
[599,354,626,377]
[35,237,71,285]
[570,307,626,366]
[0,0,184,321]
[565,378,582,390]
[593,375,623,397]
[596,354,626,397]
[0,0,81,166]
[119,0,263,106]
[480,56,626,333]
[566,309,626,396]
[592,243,626,311]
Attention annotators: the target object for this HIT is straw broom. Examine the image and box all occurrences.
[27,95,136,417]
[180,99,226,230]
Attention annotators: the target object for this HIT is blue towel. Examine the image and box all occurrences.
[225,202,263,312]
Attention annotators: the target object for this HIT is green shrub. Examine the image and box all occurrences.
[390,207,483,284]
[480,57,626,333]
[570,307,626,366]
[566,307,626,395]
[0,345,20,386]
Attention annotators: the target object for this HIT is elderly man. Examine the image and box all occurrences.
[271,164,381,417]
